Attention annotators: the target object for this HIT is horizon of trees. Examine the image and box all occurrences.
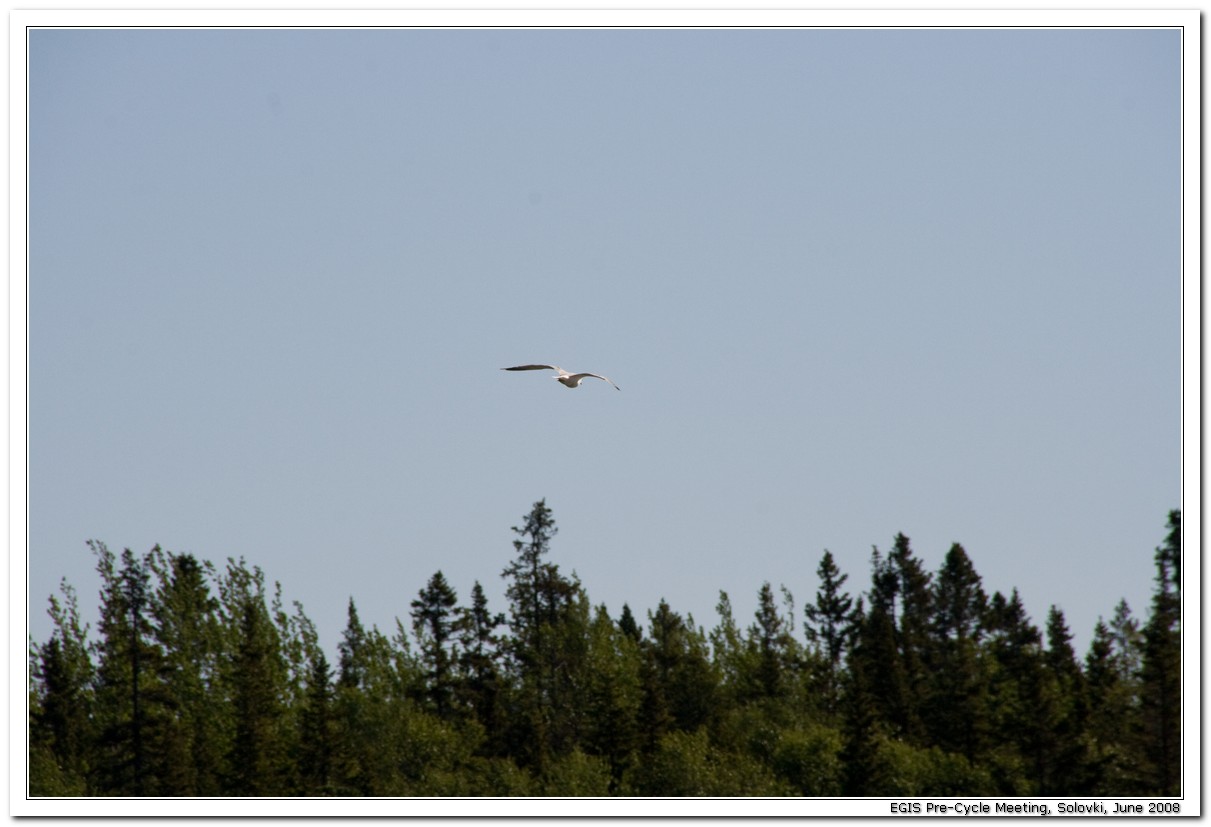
[28,502,1181,797]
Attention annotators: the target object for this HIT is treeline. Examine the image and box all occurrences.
[29,502,1181,797]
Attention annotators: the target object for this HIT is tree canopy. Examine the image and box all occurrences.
[28,504,1182,797]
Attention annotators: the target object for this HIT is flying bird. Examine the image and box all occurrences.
[502,364,620,391]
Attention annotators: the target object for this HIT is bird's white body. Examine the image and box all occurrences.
[502,364,620,391]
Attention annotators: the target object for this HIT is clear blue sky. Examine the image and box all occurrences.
[28,27,1182,658]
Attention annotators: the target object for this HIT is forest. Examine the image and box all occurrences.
[28,501,1181,797]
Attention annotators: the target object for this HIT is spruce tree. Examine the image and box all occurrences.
[296,646,335,794]
[30,509,1183,798]
[456,581,505,750]
[749,582,796,702]
[1098,600,1146,791]
[853,551,908,738]
[804,550,854,718]
[648,600,717,735]
[1109,599,1143,683]
[889,534,932,742]
[583,605,642,792]
[221,561,287,796]
[840,600,893,795]
[332,599,372,793]
[499,500,586,771]
[90,545,173,795]
[147,549,223,794]
[410,571,460,718]
[617,603,642,643]
[983,588,1042,794]
[501,499,561,657]
[1040,606,1088,792]
[29,579,94,795]
[925,544,990,763]
[1084,617,1132,793]
[337,598,367,691]
[931,543,986,644]
[1138,510,1181,794]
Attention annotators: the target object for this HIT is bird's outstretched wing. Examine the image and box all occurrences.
[502,364,561,372]
[570,372,621,391]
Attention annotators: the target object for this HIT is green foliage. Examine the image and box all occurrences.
[541,749,612,796]
[220,560,288,796]
[499,500,589,772]
[30,578,94,794]
[747,583,800,702]
[624,729,789,796]
[28,506,1182,797]
[770,724,844,796]
[1082,602,1146,793]
[1137,509,1181,794]
[803,550,855,718]
[925,544,991,762]
[889,534,932,741]
[147,549,224,794]
[647,601,718,738]
[410,571,460,718]
[455,581,506,752]
[877,738,995,796]
[852,549,911,739]
[582,606,642,791]
[295,645,335,793]
[90,545,175,795]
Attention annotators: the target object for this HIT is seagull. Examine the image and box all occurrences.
[502,364,621,391]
